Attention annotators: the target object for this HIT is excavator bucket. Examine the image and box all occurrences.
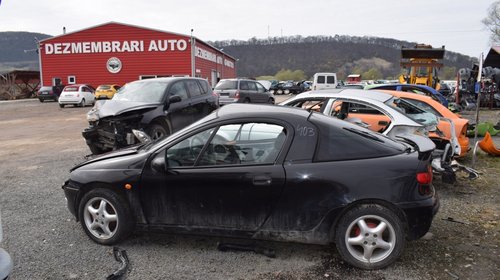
[401,45,445,59]
[478,132,500,156]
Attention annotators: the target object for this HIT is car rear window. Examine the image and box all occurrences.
[39,86,53,91]
[97,85,111,90]
[310,114,406,161]
[63,86,79,92]
[215,80,238,90]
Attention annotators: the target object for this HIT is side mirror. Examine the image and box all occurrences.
[151,156,166,173]
[169,95,182,104]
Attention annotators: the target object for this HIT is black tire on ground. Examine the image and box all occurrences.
[334,204,405,270]
[243,98,250,103]
[78,188,134,245]
[79,98,85,107]
[147,123,171,141]
[268,98,275,104]
[59,104,64,108]
[39,99,44,103]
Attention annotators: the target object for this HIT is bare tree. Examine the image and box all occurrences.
[482,1,500,43]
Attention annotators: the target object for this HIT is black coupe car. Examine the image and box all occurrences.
[63,104,438,269]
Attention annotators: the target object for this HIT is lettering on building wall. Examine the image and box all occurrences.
[44,39,234,69]
[44,39,187,55]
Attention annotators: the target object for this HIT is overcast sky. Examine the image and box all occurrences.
[0,0,494,58]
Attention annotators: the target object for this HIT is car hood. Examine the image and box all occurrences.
[71,145,141,171]
[91,100,161,119]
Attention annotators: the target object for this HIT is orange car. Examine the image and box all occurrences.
[379,90,470,157]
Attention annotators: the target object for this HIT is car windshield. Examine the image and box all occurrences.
[140,111,219,152]
[385,97,438,127]
[113,81,168,103]
[215,80,237,90]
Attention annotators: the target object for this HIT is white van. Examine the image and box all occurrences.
[312,73,339,90]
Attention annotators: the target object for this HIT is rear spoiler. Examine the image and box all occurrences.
[396,134,435,160]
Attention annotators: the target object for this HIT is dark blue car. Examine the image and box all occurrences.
[367,84,448,107]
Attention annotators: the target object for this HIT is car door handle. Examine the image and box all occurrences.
[378,121,389,125]
[253,175,272,186]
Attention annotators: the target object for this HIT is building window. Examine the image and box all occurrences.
[140,75,157,80]
[68,76,76,84]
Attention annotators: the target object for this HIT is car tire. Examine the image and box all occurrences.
[39,99,44,103]
[147,123,170,141]
[268,98,275,104]
[59,104,64,108]
[243,98,250,103]
[334,204,405,270]
[79,98,85,107]
[88,141,106,155]
[79,188,134,245]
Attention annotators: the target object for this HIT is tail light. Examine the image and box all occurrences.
[234,90,240,99]
[417,166,433,195]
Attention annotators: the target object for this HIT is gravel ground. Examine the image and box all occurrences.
[0,99,498,279]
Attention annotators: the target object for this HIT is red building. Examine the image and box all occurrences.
[38,22,236,89]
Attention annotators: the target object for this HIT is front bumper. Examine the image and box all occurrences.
[62,180,80,220]
[0,247,12,280]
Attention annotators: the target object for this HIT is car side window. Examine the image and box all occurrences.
[317,76,325,83]
[240,81,249,90]
[197,123,287,166]
[186,80,203,97]
[198,80,209,94]
[169,82,189,100]
[256,82,266,93]
[166,128,215,167]
[247,82,257,91]
[403,98,442,117]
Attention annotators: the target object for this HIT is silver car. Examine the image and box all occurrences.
[214,79,275,105]
[0,214,12,280]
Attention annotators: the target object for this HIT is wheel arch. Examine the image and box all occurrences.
[75,182,129,222]
[328,199,409,241]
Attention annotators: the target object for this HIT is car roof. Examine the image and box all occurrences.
[133,77,206,84]
[280,89,423,127]
[216,103,311,119]
[292,88,394,103]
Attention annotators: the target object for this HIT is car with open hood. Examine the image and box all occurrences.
[83,77,219,154]
[63,104,438,270]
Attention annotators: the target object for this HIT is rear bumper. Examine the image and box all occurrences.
[0,247,12,280]
[397,192,440,240]
[38,94,58,101]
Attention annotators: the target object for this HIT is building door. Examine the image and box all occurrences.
[211,70,218,88]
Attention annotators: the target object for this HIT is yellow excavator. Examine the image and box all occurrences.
[399,44,445,90]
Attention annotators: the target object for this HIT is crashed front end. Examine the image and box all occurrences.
[83,101,158,154]
[83,112,145,153]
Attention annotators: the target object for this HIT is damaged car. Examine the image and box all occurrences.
[281,89,466,182]
[63,104,439,270]
[83,77,219,154]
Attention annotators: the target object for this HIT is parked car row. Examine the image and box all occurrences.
[37,83,122,108]
[26,71,479,272]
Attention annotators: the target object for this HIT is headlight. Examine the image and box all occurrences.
[86,108,99,122]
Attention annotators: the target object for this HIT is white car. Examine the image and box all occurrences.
[280,89,438,138]
[58,84,96,108]
[0,213,13,280]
